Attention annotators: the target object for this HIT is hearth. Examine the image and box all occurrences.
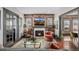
[34,28,45,38]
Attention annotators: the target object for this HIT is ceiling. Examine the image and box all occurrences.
[16,7,76,15]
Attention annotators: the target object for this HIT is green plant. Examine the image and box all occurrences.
[31,37,36,43]
[59,34,64,40]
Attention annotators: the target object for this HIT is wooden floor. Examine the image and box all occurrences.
[64,36,78,50]
[11,36,78,51]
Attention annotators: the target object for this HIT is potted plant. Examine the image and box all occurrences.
[30,37,36,43]
[59,34,64,40]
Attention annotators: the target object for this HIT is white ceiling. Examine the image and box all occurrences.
[16,7,76,15]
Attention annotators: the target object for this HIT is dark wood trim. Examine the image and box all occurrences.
[59,16,61,37]
[24,14,54,28]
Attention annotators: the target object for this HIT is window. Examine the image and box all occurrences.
[64,20,70,31]
[73,19,78,32]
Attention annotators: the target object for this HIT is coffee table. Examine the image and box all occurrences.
[24,40,41,48]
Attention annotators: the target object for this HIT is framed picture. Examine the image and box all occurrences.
[47,18,53,27]
[34,18,45,27]
[25,17,32,27]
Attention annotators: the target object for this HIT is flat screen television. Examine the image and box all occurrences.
[34,18,45,27]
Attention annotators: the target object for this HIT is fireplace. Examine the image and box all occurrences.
[34,28,45,38]
[35,30,44,37]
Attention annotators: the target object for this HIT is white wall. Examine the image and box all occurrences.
[54,14,60,37]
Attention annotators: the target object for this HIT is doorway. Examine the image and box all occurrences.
[60,8,79,50]
[3,8,19,47]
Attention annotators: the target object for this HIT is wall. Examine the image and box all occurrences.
[0,7,3,48]
[54,14,60,37]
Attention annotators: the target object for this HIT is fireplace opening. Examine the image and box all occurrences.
[35,30,44,37]
[34,28,45,38]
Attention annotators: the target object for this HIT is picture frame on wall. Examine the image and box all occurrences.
[34,18,45,27]
[47,17,53,27]
[25,17,32,27]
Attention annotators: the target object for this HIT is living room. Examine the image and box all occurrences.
[0,7,79,51]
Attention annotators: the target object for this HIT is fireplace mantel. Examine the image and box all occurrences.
[34,28,45,38]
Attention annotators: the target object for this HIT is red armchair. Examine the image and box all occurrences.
[45,31,53,42]
[49,40,64,49]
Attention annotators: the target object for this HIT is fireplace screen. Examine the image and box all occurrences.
[35,30,44,37]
